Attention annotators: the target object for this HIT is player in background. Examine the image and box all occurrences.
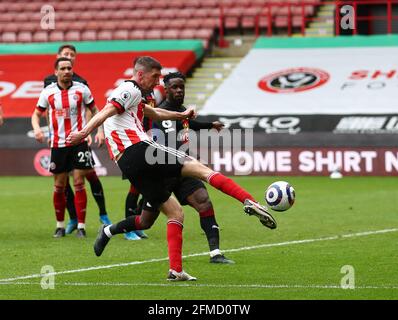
[32,57,103,238]
[66,56,277,281]
[44,44,112,234]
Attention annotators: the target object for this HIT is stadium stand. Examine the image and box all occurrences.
[0,0,323,45]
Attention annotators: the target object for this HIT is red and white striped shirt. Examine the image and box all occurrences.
[104,81,150,160]
[36,81,95,148]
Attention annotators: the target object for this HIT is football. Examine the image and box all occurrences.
[265,181,295,211]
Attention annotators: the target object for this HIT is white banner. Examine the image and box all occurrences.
[200,47,398,116]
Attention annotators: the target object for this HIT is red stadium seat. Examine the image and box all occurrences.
[202,18,219,29]
[162,29,180,39]
[49,31,65,42]
[192,8,210,18]
[2,32,17,43]
[125,10,146,20]
[32,31,48,42]
[160,9,176,19]
[175,9,194,19]
[118,20,136,31]
[185,19,202,29]
[85,21,102,31]
[2,23,20,33]
[195,28,213,40]
[24,3,43,12]
[100,21,119,31]
[225,17,240,29]
[133,20,153,30]
[65,30,81,41]
[28,12,42,22]
[151,19,169,30]
[17,31,33,43]
[168,0,185,9]
[97,30,113,41]
[179,29,196,39]
[129,29,146,40]
[143,10,161,19]
[69,21,87,32]
[81,30,97,41]
[0,13,14,23]
[184,0,201,8]
[168,19,187,29]
[145,29,162,40]
[200,0,219,8]
[113,30,129,40]
[7,3,25,12]
[19,22,41,32]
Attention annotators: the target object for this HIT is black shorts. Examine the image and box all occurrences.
[50,142,94,174]
[117,141,188,211]
[166,177,206,206]
[140,177,206,213]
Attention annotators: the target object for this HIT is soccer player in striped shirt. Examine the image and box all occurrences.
[67,56,277,281]
[44,44,112,234]
[32,57,103,238]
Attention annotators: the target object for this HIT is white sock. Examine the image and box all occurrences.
[210,249,221,258]
[104,225,113,238]
[57,221,65,229]
[78,223,85,230]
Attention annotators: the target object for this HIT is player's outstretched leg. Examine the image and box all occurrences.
[182,160,277,230]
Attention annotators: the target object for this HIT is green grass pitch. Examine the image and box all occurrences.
[0,176,397,300]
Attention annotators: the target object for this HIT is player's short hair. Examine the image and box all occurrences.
[163,72,186,86]
[54,57,72,69]
[58,44,77,54]
[134,56,162,73]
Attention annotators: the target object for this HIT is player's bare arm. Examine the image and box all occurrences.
[31,108,46,143]
[89,105,105,147]
[144,103,196,121]
[67,102,118,145]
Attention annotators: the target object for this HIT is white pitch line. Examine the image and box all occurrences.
[0,227,397,283]
[0,281,397,290]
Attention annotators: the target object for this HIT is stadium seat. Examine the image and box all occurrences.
[168,0,185,9]
[184,0,201,8]
[162,29,180,39]
[160,9,176,19]
[185,19,202,29]
[65,30,81,41]
[27,12,42,22]
[85,21,102,31]
[168,19,188,29]
[118,20,136,31]
[32,31,48,42]
[2,23,20,33]
[7,3,25,12]
[49,31,65,42]
[17,31,33,43]
[225,17,240,29]
[113,30,129,40]
[19,22,41,32]
[81,30,97,41]
[179,29,196,39]
[97,30,113,41]
[2,32,17,43]
[100,21,119,31]
[0,13,14,23]
[145,29,162,40]
[69,21,87,32]
[129,29,145,40]
[195,28,214,41]
[175,9,194,19]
